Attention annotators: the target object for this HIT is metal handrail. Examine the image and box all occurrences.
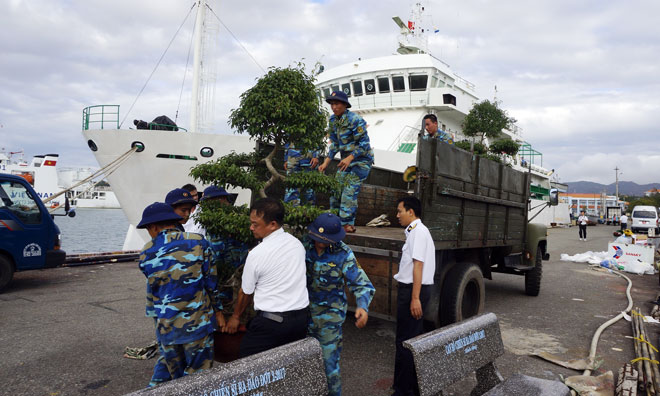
[82,105,120,130]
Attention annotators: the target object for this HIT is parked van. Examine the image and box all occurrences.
[630,205,659,234]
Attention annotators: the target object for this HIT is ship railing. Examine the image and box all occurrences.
[82,105,120,130]
[387,124,421,152]
[353,91,430,110]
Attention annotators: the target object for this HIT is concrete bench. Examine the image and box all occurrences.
[403,312,571,396]
[127,337,328,396]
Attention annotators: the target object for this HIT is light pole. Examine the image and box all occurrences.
[614,166,622,210]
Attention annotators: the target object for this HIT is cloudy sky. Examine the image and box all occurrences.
[1,0,658,185]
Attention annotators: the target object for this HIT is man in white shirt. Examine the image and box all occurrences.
[224,198,309,357]
[577,210,589,241]
[392,196,436,396]
[620,213,628,231]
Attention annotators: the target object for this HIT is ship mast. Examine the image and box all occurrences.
[393,2,430,55]
[190,0,206,134]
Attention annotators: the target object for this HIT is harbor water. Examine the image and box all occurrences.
[53,208,130,253]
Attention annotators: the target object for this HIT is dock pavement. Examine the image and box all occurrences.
[0,225,657,395]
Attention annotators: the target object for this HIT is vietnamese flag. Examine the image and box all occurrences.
[408,21,415,31]
[43,160,57,166]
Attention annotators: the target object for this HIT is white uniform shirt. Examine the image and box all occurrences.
[620,215,628,224]
[578,215,588,226]
[241,227,309,312]
[394,219,436,285]
[183,206,205,234]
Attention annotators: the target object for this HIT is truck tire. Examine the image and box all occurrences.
[0,255,14,293]
[440,263,485,325]
[525,247,543,296]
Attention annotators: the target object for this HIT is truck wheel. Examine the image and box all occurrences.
[525,247,543,296]
[0,255,14,293]
[440,263,485,325]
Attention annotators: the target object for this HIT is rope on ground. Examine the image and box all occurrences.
[582,269,633,376]
[45,146,138,207]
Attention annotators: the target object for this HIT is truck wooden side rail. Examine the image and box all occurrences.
[345,137,556,328]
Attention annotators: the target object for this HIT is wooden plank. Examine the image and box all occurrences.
[355,254,397,278]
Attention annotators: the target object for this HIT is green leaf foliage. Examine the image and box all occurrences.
[488,138,520,156]
[190,152,265,192]
[229,64,328,153]
[462,100,515,143]
[196,200,254,243]
[454,140,487,155]
[283,203,335,239]
[284,170,341,195]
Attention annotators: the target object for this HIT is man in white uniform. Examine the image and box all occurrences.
[224,198,309,357]
[392,196,436,396]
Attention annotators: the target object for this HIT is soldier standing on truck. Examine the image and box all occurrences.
[318,91,374,233]
[136,202,224,387]
[393,196,436,396]
[283,142,319,206]
[422,114,452,144]
[305,213,375,396]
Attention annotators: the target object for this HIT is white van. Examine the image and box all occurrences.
[630,205,659,234]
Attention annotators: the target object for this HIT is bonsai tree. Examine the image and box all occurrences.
[462,100,516,144]
[190,64,340,243]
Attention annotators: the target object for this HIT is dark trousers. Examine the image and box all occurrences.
[239,307,309,358]
[579,224,587,239]
[393,283,432,396]
[621,222,627,231]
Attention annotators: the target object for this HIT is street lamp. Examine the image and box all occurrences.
[614,167,623,209]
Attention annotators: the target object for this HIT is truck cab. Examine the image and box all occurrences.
[0,173,66,291]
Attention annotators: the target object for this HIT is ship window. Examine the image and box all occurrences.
[364,79,376,95]
[200,147,214,158]
[87,139,98,152]
[341,83,351,97]
[431,76,438,88]
[443,94,457,106]
[323,88,331,98]
[352,81,363,96]
[156,154,198,161]
[0,181,43,225]
[377,77,390,93]
[331,84,340,93]
[409,75,428,91]
[392,76,405,92]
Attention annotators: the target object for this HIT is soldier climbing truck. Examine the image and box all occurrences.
[343,137,558,328]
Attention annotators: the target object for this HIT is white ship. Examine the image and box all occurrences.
[58,167,121,209]
[81,1,567,251]
[0,150,62,206]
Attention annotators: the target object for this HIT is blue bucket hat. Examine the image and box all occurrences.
[165,188,197,207]
[325,90,351,108]
[137,202,183,229]
[202,185,238,204]
[307,213,346,244]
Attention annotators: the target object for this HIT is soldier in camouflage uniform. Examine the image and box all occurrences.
[422,113,453,144]
[306,213,375,396]
[318,91,374,233]
[283,142,319,206]
[137,202,224,387]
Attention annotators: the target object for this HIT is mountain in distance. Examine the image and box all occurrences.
[565,181,660,196]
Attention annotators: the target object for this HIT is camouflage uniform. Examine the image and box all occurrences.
[327,110,374,226]
[306,241,375,396]
[206,233,249,312]
[423,129,453,144]
[284,143,319,206]
[139,229,222,387]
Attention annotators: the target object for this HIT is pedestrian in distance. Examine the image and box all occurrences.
[136,202,224,388]
[283,142,320,206]
[392,196,436,396]
[620,212,628,231]
[165,188,197,231]
[306,213,375,396]
[223,198,309,358]
[578,210,588,241]
[422,114,453,144]
[318,91,374,233]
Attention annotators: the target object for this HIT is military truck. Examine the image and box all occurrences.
[342,137,558,327]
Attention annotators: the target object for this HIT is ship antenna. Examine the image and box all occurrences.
[393,2,429,55]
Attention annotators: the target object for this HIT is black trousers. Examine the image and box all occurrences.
[579,224,587,239]
[239,307,309,358]
[621,222,627,230]
[393,283,432,396]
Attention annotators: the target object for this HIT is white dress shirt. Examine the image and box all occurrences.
[578,215,588,226]
[620,215,628,224]
[394,219,436,285]
[241,227,309,312]
[183,206,205,234]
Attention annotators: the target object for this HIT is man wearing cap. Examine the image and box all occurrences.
[165,188,198,231]
[318,91,374,233]
[223,198,309,357]
[136,202,224,387]
[283,142,320,206]
[393,196,435,396]
[422,114,452,144]
[306,213,375,396]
